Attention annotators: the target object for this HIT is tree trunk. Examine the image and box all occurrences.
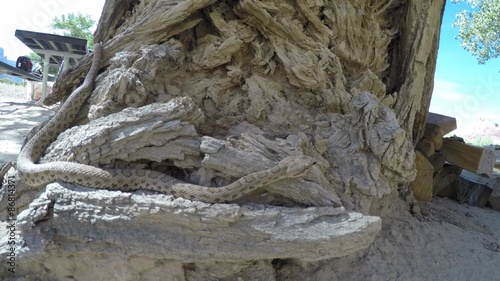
[1,0,446,280]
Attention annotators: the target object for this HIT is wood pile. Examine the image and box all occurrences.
[410,112,499,209]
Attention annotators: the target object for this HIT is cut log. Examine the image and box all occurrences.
[434,164,462,197]
[416,138,435,157]
[457,170,494,207]
[488,145,500,171]
[428,151,446,174]
[423,123,444,150]
[426,112,457,135]
[460,169,500,187]
[422,113,457,151]
[436,178,460,200]
[440,139,495,176]
[410,151,434,201]
[489,184,500,211]
[460,170,500,210]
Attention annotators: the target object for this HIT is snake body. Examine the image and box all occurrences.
[17,43,315,203]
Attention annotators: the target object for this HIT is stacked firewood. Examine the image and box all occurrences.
[410,113,500,210]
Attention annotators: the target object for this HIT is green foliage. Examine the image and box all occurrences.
[0,78,24,86]
[452,0,500,63]
[27,52,42,67]
[26,52,59,75]
[50,12,96,49]
[466,135,494,146]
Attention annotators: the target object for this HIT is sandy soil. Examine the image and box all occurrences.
[0,83,55,164]
[0,83,28,102]
[273,197,500,280]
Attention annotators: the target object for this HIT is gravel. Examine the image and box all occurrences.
[0,82,36,115]
[0,82,29,102]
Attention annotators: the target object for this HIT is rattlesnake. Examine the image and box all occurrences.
[16,43,316,203]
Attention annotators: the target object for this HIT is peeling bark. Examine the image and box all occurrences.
[1,0,447,279]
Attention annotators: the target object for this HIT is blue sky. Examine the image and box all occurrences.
[0,0,498,131]
[0,0,104,60]
[431,0,500,132]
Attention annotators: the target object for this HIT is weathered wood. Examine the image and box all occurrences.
[409,151,434,201]
[423,123,444,150]
[416,138,436,157]
[457,170,494,207]
[14,183,382,262]
[94,0,136,43]
[490,195,500,211]
[488,145,500,171]
[460,170,500,210]
[428,151,446,174]
[199,135,342,207]
[46,0,217,106]
[2,0,449,278]
[391,0,445,145]
[419,111,458,161]
[460,169,500,188]
[434,164,462,197]
[488,181,500,211]
[426,112,457,135]
[440,139,495,176]
[436,178,460,199]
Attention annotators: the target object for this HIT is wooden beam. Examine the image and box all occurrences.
[440,139,495,176]
[426,112,457,135]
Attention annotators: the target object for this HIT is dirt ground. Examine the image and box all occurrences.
[272,196,500,280]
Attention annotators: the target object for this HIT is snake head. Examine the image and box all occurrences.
[280,155,316,177]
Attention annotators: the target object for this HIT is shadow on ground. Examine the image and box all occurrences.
[0,101,54,164]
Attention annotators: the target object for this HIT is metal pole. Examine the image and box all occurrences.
[38,54,51,104]
[63,55,70,72]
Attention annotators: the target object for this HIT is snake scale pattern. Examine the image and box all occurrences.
[17,43,316,203]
